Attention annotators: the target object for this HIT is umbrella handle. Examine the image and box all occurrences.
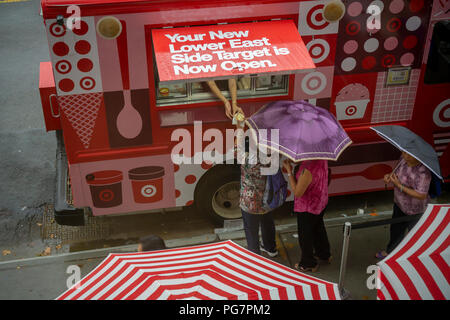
[389,161,401,178]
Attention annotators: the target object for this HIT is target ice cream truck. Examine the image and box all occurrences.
[39,0,450,226]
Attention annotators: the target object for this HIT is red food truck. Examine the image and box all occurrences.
[39,0,450,226]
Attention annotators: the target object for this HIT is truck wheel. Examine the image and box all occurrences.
[194,164,241,226]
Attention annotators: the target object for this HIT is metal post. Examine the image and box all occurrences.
[338,222,352,298]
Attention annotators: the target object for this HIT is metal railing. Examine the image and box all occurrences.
[337,213,422,299]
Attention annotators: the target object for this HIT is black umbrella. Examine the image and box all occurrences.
[370,125,442,179]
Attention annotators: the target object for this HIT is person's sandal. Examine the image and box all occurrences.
[294,263,319,273]
[375,251,388,259]
[314,255,333,264]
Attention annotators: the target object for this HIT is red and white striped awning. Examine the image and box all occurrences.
[377,204,450,300]
[57,240,340,300]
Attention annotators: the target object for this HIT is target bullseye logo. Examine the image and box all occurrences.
[302,72,327,95]
[55,60,72,74]
[387,17,402,32]
[381,54,396,67]
[306,39,330,63]
[346,21,361,36]
[80,77,96,90]
[99,189,114,202]
[306,4,329,30]
[50,22,66,37]
[345,105,357,116]
[433,99,450,128]
[141,184,157,198]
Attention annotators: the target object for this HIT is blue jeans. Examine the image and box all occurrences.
[241,209,276,254]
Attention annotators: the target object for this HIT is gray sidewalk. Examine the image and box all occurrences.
[0,211,392,300]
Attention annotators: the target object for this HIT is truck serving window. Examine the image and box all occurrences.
[154,69,289,107]
[425,20,450,84]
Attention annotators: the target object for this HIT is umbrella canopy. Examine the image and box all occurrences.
[246,100,352,162]
[377,204,450,300]
[57,240,340,300]
[370,125,443,179]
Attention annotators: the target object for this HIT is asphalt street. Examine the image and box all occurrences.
[0,0,57,261]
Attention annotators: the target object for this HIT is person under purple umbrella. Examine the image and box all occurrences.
[246,100,350,272]
[283,158,332,272]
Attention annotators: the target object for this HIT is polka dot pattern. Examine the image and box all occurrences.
[384,37,398,51]
[45,16,102,96]
[364,38,379,53]
[173,154,211,207]
[335,0,431,74]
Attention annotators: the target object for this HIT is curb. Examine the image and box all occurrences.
[0,211,392,268]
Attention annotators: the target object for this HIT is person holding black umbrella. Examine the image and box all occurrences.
[375,151,432,259]
[370,125,441,260]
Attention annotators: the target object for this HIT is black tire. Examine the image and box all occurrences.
[194,164,241,226]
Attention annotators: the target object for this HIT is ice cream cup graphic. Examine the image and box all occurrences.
[128,166,165,203]
[86,170,123,208]
[334,83,370,121]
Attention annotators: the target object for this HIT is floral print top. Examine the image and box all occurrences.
[394,158,431,215]
[240,159,268,214]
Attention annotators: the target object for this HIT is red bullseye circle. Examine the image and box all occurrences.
[141,185,157,198]
[72,21,89,36]
[58,78,74,92]
[53,42,69,56]
[306,75,322,91]
[80,77,96,90]
[99,189,114,202]
[306,4,329,30]
[75,40,91,54]
[310,44,324,58]
[346,21,361,36]
[345,106,357,116]
[381,54,396,67]
[55,60,72,74]
[50,23,66,37]
[438,105,450,123]
[77,58,93,72]
[362,56,376,70]
[387,18,402,32]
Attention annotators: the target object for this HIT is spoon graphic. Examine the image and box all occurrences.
[331,163,392,180]
[115,20,143,140]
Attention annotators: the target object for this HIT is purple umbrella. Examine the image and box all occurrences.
[246,100,352,162]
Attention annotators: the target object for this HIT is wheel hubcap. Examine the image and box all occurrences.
[211,181,241,220]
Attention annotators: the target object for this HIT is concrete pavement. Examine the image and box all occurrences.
[0,210,394,300]
[1,186,449,300]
